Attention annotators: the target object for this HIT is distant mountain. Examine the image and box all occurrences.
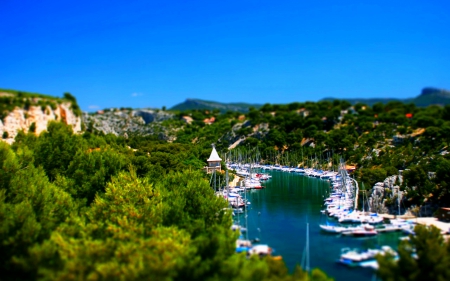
[170,98,262,113]
[413,88,450,107]
[322,87,450,107]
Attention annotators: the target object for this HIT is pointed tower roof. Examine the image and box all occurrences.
[207,145,222,162]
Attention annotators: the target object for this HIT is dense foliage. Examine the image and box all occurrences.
[0,122,331,281]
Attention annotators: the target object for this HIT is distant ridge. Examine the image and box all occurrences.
[171,88,450,113]
[321,87,450,107]
[170,98,262,113]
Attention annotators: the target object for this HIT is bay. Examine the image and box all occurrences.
[235,170,403,281]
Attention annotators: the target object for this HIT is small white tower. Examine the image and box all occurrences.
[205,144,222,174]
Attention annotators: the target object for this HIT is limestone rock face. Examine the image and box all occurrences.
[367,175,405,215]
[133,110,172,124]
[58,103,82,132]
[221,121,270,150]
[82,109,176,141]
[0,103,82,144]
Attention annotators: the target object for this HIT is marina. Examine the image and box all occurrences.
[223,164,408,281]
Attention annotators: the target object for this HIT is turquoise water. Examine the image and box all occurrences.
[235,170,403,281]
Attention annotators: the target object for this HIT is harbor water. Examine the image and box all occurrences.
[235,170,404,281]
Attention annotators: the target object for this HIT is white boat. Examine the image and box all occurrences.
[272,165,282,170]
[228,198,246,208]
[338,211,365,223]
[342,224,378,237]
[236,239,252,253]
[401,224,416,235]
[244,178,263,189]
[338,246,397,267]
[236,169,250,177]
[319,224,365,234]
[374,224,401,233]
[281,167,290,172]
[319,225,351,234]
[362,215,384,224]
[326,201,354,214]
[231,224,247,232]
[328,209,352,218]
[229,187,245,193]
[254,173,271,181]
[248,244,273,256]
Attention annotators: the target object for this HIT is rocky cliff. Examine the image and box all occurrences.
[82,109,176,141]
[0,103,82,144]
[220,121,270,150]
[367,173,443,217]
[367,175,403,215]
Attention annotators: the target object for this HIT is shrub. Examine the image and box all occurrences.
[29,122,36,133]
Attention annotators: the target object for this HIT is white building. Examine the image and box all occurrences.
[204,145,222,174]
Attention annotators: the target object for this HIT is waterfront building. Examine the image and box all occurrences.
[205,145,222,174]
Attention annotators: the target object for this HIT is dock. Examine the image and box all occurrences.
[379,214,450,238]
[414,217,450,235]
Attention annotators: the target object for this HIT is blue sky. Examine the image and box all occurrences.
[1,0,449,111]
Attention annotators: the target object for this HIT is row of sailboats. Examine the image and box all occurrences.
[228,163,272,189]
[212,166,274,257]
[320,164,414,237]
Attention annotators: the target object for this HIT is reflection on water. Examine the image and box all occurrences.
[235,170,403,281]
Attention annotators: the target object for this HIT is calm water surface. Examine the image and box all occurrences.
[235,170,403,281]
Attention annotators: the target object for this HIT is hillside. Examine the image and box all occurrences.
[83,109,176,140]
[0,89,82,143]
[170,98,262,113]
[322,87,450,107]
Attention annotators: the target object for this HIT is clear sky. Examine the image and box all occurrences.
[1,0,449,111]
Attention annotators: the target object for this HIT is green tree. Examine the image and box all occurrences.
[402,166,434,201]
[443,104,450,121]
[63,92,82,116]
[0,141,20,190]
[29,122,36,133]
[434,158,450,203]
[359,167,387,188]
[0,161,75,280]
[440,122,450,146]
[65,148,129,204]
[376,225,450,281]
[33,122,84,181]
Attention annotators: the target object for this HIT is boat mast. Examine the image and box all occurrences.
[245,177,249,241]
[306,223,310,272]
[302,223,310,273]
